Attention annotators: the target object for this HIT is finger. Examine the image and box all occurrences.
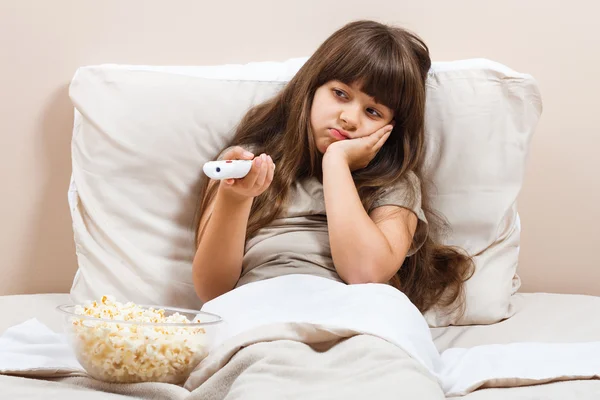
[363,125,390,147]
[374,131,392,151]
[264,156,275,189]
[255,154,269,188]
[370,124,394,145]
[376,124,394,137]
[224,146,254,160]
[243,155,263,187]
[380,124,394,137]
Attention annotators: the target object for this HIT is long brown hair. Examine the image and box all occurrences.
[196,20,474,315]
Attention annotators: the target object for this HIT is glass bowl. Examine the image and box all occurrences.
[56,302,222,384]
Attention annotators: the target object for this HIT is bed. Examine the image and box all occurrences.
[1,292,599,399]
[1,58,598,398]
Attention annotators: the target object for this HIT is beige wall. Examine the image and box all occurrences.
[1,0,598,296]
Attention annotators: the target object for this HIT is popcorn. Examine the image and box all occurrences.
[67,295,209,383]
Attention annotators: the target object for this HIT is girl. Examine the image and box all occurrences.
[193,19,473,318]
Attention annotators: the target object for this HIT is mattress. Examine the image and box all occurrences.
[1,292,599,399]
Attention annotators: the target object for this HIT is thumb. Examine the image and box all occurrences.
[236,148,255,160]
[226,146,254,160]
[241,150,254,160]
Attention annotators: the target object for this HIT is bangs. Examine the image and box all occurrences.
[316,38,406,115]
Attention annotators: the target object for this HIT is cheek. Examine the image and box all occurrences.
[310,109,330,133]
[312,89,338,121]
[309,95,321,125]
[360,117,386,137]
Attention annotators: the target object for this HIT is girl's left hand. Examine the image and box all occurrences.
[324,124,394,171]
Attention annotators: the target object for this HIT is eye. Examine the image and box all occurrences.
[366,108,382,118]
[333,88,348,99]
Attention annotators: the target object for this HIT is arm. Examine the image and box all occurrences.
[193,148,274,303]
[322,154,418,284]
[193,181,253,303]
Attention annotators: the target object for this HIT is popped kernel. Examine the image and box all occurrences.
[68,295,209,384]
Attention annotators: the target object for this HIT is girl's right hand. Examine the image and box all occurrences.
[217,146,275,201]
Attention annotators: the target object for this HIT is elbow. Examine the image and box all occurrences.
[193,282,225,304]
[344,276,377,285]
[339,263,389,285]
[193,281,214,304]
[192,268,220,304]
[192,264,236,304]
[196,291,217,305]
[192,281,211,304]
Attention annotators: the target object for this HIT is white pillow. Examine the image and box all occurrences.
[67,58,542,327]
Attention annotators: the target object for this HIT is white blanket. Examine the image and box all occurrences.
[1,275,599,397]
[197,275,600,396]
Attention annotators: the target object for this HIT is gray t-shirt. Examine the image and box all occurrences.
[234,172,428,288]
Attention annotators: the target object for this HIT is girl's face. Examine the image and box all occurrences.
[309,80,394,154]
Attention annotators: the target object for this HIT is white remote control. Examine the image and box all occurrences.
[203,160,253,180]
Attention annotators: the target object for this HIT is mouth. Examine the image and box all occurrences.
[329,128,349,140]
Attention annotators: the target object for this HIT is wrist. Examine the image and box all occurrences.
[217,184,254,207]
[322,148,349,169]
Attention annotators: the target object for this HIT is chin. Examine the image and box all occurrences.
[314,138,326,154]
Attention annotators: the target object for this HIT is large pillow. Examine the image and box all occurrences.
[67,58,542,327]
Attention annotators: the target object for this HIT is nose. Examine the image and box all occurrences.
[339,104,360,130]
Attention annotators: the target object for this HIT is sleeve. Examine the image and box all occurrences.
[369,171,428,257]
